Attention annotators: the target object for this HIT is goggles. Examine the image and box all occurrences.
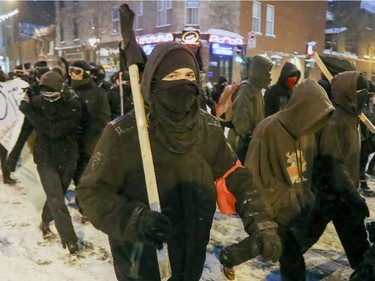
[69,66,84,76]
[40,90,61,102]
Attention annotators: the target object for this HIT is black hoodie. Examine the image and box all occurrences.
[77,42,274,281]
[245,79,334,231]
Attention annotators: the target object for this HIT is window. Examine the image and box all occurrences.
[252,0,261,33]
[135,2,143,30]
[73,18,79,40]
[112,6,120,34]
[60,22,64,42]
[266,5,275,36]
[185,1,199,26]
[48,40,54,55]
[157,0,172,27]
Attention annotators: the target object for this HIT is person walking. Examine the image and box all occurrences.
[306,71,371,271]
[227,55,273,164]
[264,61,301,117]
[220,79,334,280]
[76,41,282,281]
[19,71,82,254]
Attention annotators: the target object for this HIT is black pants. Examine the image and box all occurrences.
[360,136,375,179]
[305,195,370,269]
[0,143,10,179]
[37,164,77,243]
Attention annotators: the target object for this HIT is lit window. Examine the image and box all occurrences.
[112,6,120,34]
[266,5,275,36]
[185,1,199,26]
[252,0,261,33]
[135,2,143,30]
[157,0,172,27]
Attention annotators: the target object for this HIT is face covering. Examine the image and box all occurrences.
[152,79,199,121]
[287,77,298,89]
[150,79,200,154]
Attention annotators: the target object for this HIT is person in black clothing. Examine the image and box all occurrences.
[264,61,301,117]
[107,71,134,120]
[76,41,282,281]
[19,71,82,254]
[220,79,334,280]
[306,71,371,270]
[211,75,228,105]
[317,73,332,100]
[0,143,16,185]
[69,60,111,186]
[89,62,112,93]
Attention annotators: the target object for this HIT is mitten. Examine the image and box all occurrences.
[255,227,282,263]
[137,209,172,250]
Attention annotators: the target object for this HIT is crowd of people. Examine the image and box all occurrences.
[1,6,375,279]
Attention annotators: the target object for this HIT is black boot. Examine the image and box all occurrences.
[39,222,56,240]
[3,177,16,186]
[63,241,79,254]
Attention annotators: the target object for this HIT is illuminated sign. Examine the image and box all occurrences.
[212,43,233,56]
[136,33,174,45]
[182,30,200,45]
[209,35,243,46]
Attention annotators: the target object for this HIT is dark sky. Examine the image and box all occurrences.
[17,1,55,26]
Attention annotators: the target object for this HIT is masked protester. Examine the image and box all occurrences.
[227,55,273,164]
[220,79,334,280]
[18,71,82,255]
[306,71,371,271]
[76,42,281,281]
[89,62,112,92]
[264,61,301,117]
[68,60,111,187]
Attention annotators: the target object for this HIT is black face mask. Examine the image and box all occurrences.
[152,79,200,121]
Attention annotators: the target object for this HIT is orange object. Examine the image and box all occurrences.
[214,160,243,215]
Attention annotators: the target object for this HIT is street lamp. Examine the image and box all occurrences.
[88,36,100,64]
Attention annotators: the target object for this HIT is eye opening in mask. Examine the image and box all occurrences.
[69,66,84,76]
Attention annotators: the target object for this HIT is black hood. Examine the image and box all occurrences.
[277,62,301,88]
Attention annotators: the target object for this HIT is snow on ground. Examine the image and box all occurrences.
[0,174,374,281]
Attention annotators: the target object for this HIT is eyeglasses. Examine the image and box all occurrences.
[69,66,84,76]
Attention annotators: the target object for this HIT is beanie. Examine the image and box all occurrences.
[72,60,91,72]
[39,71,64,92]
[34,60,48,68]
[154,49,197,81]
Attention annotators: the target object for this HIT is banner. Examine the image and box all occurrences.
[0,79,46,212]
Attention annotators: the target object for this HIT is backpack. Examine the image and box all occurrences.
[215,81,248,127]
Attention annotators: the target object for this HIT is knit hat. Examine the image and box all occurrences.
[39,71,64,92]
[154,49,197,81]
[72,60,91,72]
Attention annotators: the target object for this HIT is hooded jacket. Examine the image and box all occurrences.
[264,62,301,117]
[314,71,368,200]
[244,79,334,230]
[76,42,273,281]
[228,55,273,146]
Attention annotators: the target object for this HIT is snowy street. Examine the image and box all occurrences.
[0,175,374,281]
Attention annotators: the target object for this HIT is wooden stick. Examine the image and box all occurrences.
[128,64,172,281]
[314,52,375,133]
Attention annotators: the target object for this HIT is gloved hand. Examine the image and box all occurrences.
[255,227,282,263]
[350,194,370,218]
[137,209,172,250]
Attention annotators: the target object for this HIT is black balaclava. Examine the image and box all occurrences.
[149,48,201,154]
[70,60,92,89]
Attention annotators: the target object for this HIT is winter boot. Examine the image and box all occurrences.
[3,176,16,186]
[63,241,79,255]
[360,180,375,197]
[39,222,56,240]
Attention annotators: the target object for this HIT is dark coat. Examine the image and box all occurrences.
[107,83,134,120]
[74,80,111,156]
[245,79,334,230]
[76,42,272,281]
[19,91,82,169]
[264,62,301,117]
[314,71,366,199]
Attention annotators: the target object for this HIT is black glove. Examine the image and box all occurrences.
[350,194,370,218]
[137,209,172,250]
[255,228,282,263]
